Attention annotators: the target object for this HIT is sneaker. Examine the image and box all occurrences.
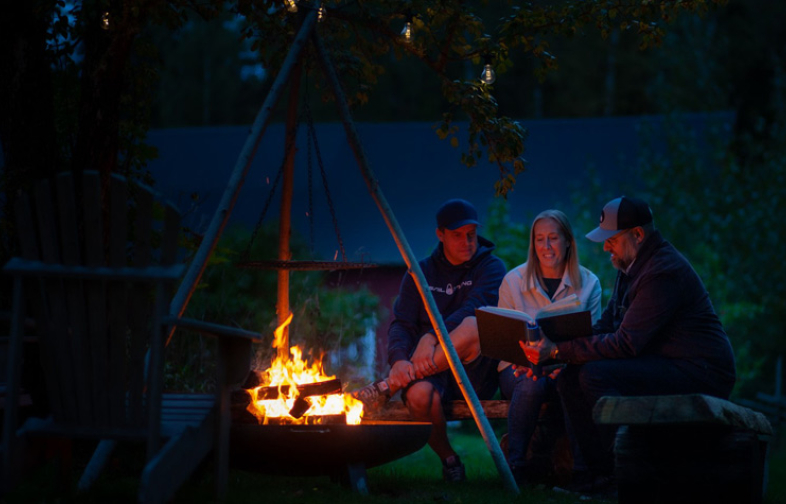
[442,455,467,483]
[554,471,616,500]
[351,379,391,410]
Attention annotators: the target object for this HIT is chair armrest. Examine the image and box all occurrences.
[165,316,265,343]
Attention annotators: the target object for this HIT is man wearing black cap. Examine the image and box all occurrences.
[354,198,506,482]
[521,196,736,495]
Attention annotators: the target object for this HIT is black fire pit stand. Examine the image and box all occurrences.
[230,421,432,494]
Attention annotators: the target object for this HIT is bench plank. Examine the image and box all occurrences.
[593,394,773,435]
[364,400,510,421]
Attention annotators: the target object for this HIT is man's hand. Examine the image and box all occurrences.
[389,360,416,389]
[411,333,438,379]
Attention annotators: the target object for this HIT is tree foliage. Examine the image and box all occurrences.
[1,1,726,223]
[168,224,382,390]
[232,0,725,196]
[12,0,782,394]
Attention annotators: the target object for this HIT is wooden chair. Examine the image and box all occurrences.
[1,170,263,502]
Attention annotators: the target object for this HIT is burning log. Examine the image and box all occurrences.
[252,378,342,400]
[232,374,348,421]
[234,315,364,425]
[249,378,343,418]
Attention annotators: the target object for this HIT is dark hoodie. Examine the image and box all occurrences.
[387,236,506,366]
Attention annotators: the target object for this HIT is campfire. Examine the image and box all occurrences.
[243,313,364,425]
[229,315,431,491]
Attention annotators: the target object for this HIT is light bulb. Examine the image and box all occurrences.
[318,5,326,21]
[101,12,110,30]
[401,21,413,43]
[481,63,496,85]
[284,0,297,13]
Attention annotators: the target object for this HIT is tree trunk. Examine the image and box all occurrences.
[71,8,141,185]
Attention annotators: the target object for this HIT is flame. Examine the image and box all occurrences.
[246,313,364,425]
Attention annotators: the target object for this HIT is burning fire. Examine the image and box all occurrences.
[246,313,364,425]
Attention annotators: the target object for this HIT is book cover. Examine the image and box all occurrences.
[475,303,592,368]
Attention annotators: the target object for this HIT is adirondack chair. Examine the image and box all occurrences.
[1,170,263,502]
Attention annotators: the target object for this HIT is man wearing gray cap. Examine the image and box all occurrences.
[354,198,506,483]
[520,196,736,496]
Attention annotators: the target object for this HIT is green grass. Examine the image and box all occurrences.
[766,438,786,504]
[5,422,785,504]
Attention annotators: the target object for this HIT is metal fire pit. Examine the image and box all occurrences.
[230,420,431,493]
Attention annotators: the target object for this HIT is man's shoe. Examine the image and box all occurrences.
[442,455,467,483]
[351,379,391,410]
[554,471,616,500]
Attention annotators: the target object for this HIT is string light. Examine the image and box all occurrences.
[318,5,326,22]
[401,10,414,43]
[284,0,298,13]
[101,12,110,30]
[480,55,496,85]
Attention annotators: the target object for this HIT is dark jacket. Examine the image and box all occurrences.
[559,230,736,392]
[387,236,506,366]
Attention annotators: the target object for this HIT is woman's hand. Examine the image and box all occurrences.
[518,336,556,365]
[512,364,539,381]
[512,362,564,381]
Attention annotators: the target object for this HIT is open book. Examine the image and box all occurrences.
[475,294,592,369]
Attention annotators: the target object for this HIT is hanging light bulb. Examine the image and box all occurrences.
[401,21,413,42]
[284,0,298,13]
[401,10,414,43]
[101,12,110,30]
[480,55,496,85]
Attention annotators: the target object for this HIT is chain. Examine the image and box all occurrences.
[303,94,347,263]
[242,56,347,265]
[304,74,316,254]
[241,107,301,262]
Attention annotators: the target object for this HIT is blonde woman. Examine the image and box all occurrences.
[497,209,601,486]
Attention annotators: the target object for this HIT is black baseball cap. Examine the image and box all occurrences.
[436,199,479,230]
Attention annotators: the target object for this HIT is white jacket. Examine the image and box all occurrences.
[496,262,602,370]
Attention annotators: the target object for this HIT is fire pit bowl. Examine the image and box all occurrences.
[230,420,431,491]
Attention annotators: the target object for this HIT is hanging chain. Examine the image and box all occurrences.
[302,89,348,263]
[241,105,302,262]
[304,69,316,254]
[241,51,349,265]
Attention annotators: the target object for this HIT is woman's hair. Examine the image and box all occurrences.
[525,209,583,290]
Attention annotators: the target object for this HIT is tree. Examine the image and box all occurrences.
[0,0,728,322]
[1,0,725,220]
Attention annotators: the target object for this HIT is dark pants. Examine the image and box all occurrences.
[556,356,734,476]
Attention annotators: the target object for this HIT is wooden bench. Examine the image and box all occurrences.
[363,399,510,421]
[594,394,773,504]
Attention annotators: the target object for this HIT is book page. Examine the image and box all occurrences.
[536,294,581,318]
[476,306,535,324]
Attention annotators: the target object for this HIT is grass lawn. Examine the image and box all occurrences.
[4,420,785,503]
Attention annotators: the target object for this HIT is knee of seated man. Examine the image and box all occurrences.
[404,381,438,412]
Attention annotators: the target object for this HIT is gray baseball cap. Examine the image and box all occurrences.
[586,196,652,242]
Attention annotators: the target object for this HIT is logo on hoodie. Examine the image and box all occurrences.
[430,280,473,296]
